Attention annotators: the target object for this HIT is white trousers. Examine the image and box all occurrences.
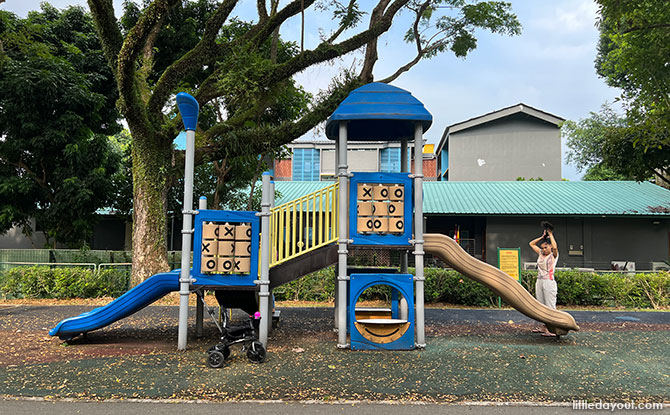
[535,279,557,309]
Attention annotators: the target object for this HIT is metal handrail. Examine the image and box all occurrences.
[97,262,132,271]
[0,261,96,270]
[269,182,339,267]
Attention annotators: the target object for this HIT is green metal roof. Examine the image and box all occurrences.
[274,181,670,216]
[275,181,332,206]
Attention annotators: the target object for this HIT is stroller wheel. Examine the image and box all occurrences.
[207,350,225,368]
[246,341,266,363]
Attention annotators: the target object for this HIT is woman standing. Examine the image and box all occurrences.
[529,223,559,337]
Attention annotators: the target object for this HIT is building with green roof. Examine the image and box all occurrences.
[274,180,670,271]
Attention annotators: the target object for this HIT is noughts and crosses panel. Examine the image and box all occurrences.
[348,172,413,246]
[200,222,253,274]
[356,183,405,234]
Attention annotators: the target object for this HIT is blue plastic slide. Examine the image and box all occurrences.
[49,270,181,340]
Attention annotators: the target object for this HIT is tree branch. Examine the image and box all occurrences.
[116,0,178,133]
[654,168,670,186]
[327,0,362,43]
[359,0,392,82]
[259,0,409,91]
[197,0,407,107]
[622,23,670,34]
[377,1,436,83]
[9,160,46,189]
[196,76,363,164]
[87,0,124,77]
[147,0,239,124]
[250,0,317,48]
[257,0,269,21]
[377,52,424,84]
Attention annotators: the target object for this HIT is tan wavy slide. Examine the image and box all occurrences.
[424,233,579,335]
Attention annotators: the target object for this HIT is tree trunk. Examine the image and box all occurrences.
[130,132,171,286]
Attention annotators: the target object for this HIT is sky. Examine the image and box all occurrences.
[1,0,622,180]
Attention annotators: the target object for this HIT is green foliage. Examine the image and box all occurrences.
[587,0,670,186]
[515,177,543,181]
[0,5,122,247]
[424,267,498,306]
[561,103,660,182]
[581,163,631,181]
[273,266,669,309]
[0,266,129,299]
[404,0,521,59]
[108,130,134,220]
[563,104,625,172]
[2,263,666,309]
[522,270,670,309]
[595,0,670,118]
[273,266,336,302]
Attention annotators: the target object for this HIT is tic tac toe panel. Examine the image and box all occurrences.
[192,210,259,287]
[349,173,412,246]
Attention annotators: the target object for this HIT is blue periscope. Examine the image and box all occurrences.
[49,270,181,341]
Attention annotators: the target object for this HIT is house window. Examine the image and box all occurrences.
[380,148,402,172]
[292,148,320,181]
[440,150,449,181]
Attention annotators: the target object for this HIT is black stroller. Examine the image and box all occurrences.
[206,310,266,368]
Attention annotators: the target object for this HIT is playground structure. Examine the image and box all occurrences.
[50,83,579,352]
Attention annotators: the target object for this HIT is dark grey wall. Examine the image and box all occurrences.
[426,216,486,260]
[90,218,127,250]
[587,217,669,269]
[485,216,670,270]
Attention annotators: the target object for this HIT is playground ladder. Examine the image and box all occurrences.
[269,182,339,267]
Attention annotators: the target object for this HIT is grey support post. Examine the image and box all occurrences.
[336,122,349,348]
[413,123,426,348]
[267,179,275,336]
[400,138,409,321]
[400,138,409,274]
[177,123,196,350]
[195,196,208,337]
[333,138,340,331]
[257,172,272,346]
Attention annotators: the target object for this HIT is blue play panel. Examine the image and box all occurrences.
[349,273,415,350]
[349,172,413,247]
[192,210,259,287]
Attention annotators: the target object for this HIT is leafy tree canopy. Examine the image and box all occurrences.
[87,0,521,281]
[596,0,670,124]
[562,103,669,185]
[0,4,122,247]
[590,0,670,187]
[563,1,670,186]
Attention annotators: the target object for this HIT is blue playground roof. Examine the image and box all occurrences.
[325,83,433,141]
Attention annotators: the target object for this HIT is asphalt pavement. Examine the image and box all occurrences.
[3,399,666,415]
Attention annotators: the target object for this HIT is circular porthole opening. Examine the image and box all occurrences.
[353,284,410,344]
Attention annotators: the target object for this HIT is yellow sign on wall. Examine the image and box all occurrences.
[497,248,521,282]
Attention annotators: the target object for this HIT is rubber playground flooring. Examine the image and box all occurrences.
[0,305,668,403]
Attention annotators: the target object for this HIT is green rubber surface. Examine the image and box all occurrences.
[0,306,667,403]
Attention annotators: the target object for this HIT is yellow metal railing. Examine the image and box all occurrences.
[269,182,339,267]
